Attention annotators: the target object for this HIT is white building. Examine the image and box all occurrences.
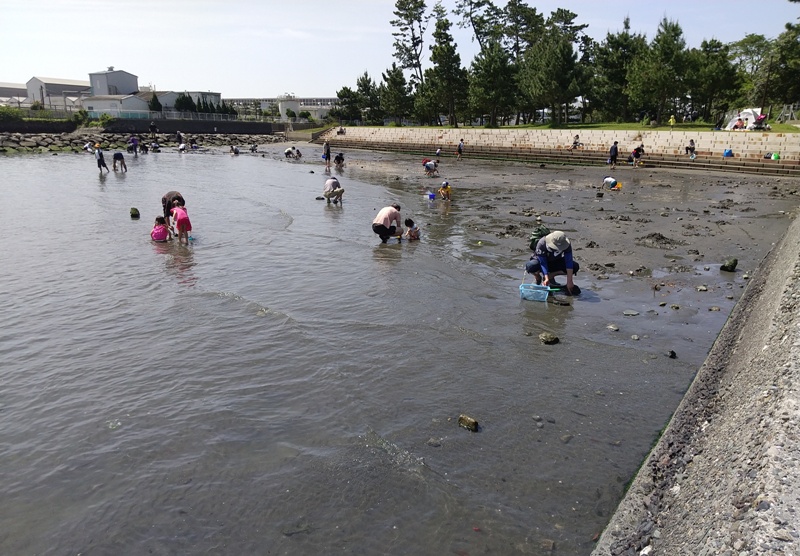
[81,94,149,118]
[26,76,91,109]
[134,91,179,111]
[185,91,222,108]
[89,67,138,96]
[0,82,27,106]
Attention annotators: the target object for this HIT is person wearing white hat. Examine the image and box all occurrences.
[438,181,451,200]
[524,231,580,295]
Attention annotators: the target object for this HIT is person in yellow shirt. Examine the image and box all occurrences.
[438,181,452,200]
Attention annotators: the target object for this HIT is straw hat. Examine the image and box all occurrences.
[545,231,570,253]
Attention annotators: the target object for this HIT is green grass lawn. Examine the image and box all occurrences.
[338,122,799,133]
[517,121,800,133]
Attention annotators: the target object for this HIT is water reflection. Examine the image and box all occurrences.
[371,241,404,273]
[322,202,345,223]
[520,289,574,338]
[153,241,197,286]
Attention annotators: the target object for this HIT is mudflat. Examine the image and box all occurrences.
[269,143,800,367]
[264,143,800,552]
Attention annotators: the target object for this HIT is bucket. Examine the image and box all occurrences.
[428,193,436,200]
[519,283,550,302]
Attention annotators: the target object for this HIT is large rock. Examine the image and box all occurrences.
[458,414,479,432]
[720,258,738,272]
[539,332,559,345]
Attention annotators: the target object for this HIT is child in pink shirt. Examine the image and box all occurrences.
[151,216,170,242]
[171,201,192,244]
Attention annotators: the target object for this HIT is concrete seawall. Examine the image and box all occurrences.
[322,127,800,160]
[320,127,800,176]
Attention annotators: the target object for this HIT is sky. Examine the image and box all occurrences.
[2,0,798,98]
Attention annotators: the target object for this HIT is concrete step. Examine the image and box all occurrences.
[320,127,800,177]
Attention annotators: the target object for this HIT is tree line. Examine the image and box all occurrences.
[149,92,238,116]
[328,0,800,127]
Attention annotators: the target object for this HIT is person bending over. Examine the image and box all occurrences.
[403,218,420,241]
[372,203,402,243]
[323,176,344,204]
[525,231,581,295]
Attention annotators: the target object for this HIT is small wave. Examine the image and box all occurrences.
[364,428,426,471]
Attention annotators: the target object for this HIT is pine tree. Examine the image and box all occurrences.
[427,3,468,126]
[380,63,413,124]
[469,40,515,126]
[391,0,429,90]
[626,18,689,122]
[148,92,163,112]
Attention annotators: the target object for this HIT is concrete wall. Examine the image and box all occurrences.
[0,121,76,133]
[323,127,800,161]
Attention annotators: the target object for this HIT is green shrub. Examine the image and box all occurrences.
[98,113,115,127]
[72,109,89,126]
[27,109,54,120]
[0,106,23,121]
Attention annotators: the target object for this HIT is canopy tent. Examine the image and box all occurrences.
[0,96,27,106]
[725,108,761,130]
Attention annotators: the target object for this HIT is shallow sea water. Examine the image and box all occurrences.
[0,151,755,555]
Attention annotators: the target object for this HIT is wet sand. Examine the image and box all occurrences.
[260,143,800,553]
[265,143,800,365]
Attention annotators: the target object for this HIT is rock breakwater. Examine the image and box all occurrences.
[0,131,286,154]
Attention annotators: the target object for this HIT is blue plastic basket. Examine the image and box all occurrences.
[519,283,550,302]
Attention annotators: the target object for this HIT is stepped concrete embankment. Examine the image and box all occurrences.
[319,127,800,177]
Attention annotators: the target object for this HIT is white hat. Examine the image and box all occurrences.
[545,231,570,253]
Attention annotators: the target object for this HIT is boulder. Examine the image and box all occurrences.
[720,257,738,272]
[539,332,559,345]
[458,414,479,432]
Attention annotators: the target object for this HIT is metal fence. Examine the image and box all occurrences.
[88,109,240,121]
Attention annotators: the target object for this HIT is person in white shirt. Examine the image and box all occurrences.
[323,177,344,204]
